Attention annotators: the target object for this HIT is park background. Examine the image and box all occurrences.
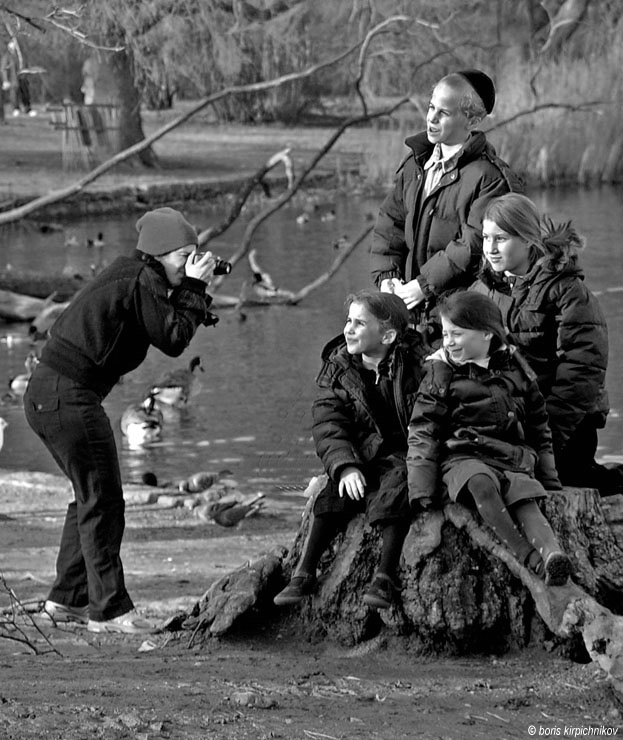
[0,2,622,740]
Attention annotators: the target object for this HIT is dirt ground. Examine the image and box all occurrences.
[0,470,621,740]
[1,108,622,739]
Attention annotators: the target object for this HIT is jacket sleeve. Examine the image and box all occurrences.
[135,267,213,358]
[522,376,561,490]
[545,279,609,452]
[406,362,449,503]
[370,167,409,286]
[312,385,363,481]
[417,173,513,297]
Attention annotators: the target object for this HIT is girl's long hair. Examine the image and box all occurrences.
[483,193,584,272]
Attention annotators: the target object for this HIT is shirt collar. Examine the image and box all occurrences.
[424,141,465,173]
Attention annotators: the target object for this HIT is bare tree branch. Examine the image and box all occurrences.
[354,15,410,115]
[0,38,366,226]
[485,100,606,133]
[288,226,373,304]
[216,94,411,287]
[198,147,293,245]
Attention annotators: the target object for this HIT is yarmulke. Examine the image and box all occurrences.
[457,69,496,114]
[135,207,198,256]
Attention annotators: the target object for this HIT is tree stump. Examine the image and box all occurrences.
[181,477,623,692]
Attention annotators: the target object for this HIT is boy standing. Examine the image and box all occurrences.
[370,69,522,324]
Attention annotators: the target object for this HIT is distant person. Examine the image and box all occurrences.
[1,39,35,116]
[370,69,522,339]
[473,193,621,496]
[274,290,429,610]
[24,207,221,634]
[408,292,571,586]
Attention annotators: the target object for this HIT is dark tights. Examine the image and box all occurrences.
[297,514,409,581]
[465,474,561,568]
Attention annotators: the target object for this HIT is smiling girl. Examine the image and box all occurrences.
[407,291,571,586]
[474,193,618,496]
[274,290,428,610]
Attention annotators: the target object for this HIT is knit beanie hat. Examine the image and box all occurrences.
[456,69,495,114]
[135,207,198,256]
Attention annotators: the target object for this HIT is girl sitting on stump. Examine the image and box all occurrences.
[274,289,428,609]
[407,291,571,585]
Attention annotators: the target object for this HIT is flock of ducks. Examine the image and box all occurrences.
[120,355,204,447]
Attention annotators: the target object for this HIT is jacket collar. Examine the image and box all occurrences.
[404,130,493,167]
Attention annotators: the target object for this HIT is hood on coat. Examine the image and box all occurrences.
[318,328,427,381]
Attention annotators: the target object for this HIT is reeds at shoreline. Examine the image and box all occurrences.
[358,23,623,190]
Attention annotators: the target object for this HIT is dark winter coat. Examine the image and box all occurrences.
[40,250,216,397]
[471,255,609,453]
[370,131,522,301]
[407,347,560,502]
[312,329,427,482]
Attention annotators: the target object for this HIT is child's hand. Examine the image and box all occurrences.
[338,467,366,500]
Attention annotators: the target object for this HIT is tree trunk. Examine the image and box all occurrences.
[182,479,623,692]
[82,51,156,168]
[109,51,157,168]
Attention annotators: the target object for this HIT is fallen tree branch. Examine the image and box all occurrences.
[218,97,410,282]
[287,226,373,304]
[0,574,61,656]
[198,147,293,246]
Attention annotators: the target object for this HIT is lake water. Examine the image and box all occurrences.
[0,187,621,492]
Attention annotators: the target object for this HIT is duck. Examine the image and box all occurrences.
[8,351,39,397]
[333,235,351,250]
[197,492,265,527]
[120,393,163,446]
[295,212,310,226]
[149,355,204,407]
[38,222,64,234]
[86,232,105,249]
[320,208,336,222]
[0,417,7,452]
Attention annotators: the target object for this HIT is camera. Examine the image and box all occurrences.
[213,258,232,275]
[193,251,232,275]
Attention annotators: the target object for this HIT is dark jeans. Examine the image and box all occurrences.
[23,363,133,621]
[555,414,622,495]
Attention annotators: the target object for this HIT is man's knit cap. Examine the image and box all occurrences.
[136,207,198,256]
[456,69,495,114]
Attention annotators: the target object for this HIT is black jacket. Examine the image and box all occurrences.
[407,347,560,501]
[370,131,522,300]
[41,251,214,396]
[312,330,427,482]
[472,254,609,452]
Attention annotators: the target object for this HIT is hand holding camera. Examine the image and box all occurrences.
[185,250,232,284]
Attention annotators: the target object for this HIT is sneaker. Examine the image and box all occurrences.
[87,609,157,635]
[42,599,89,625]
[544,551,571,587]
[273,573,316,606]
[363,573,401,609]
